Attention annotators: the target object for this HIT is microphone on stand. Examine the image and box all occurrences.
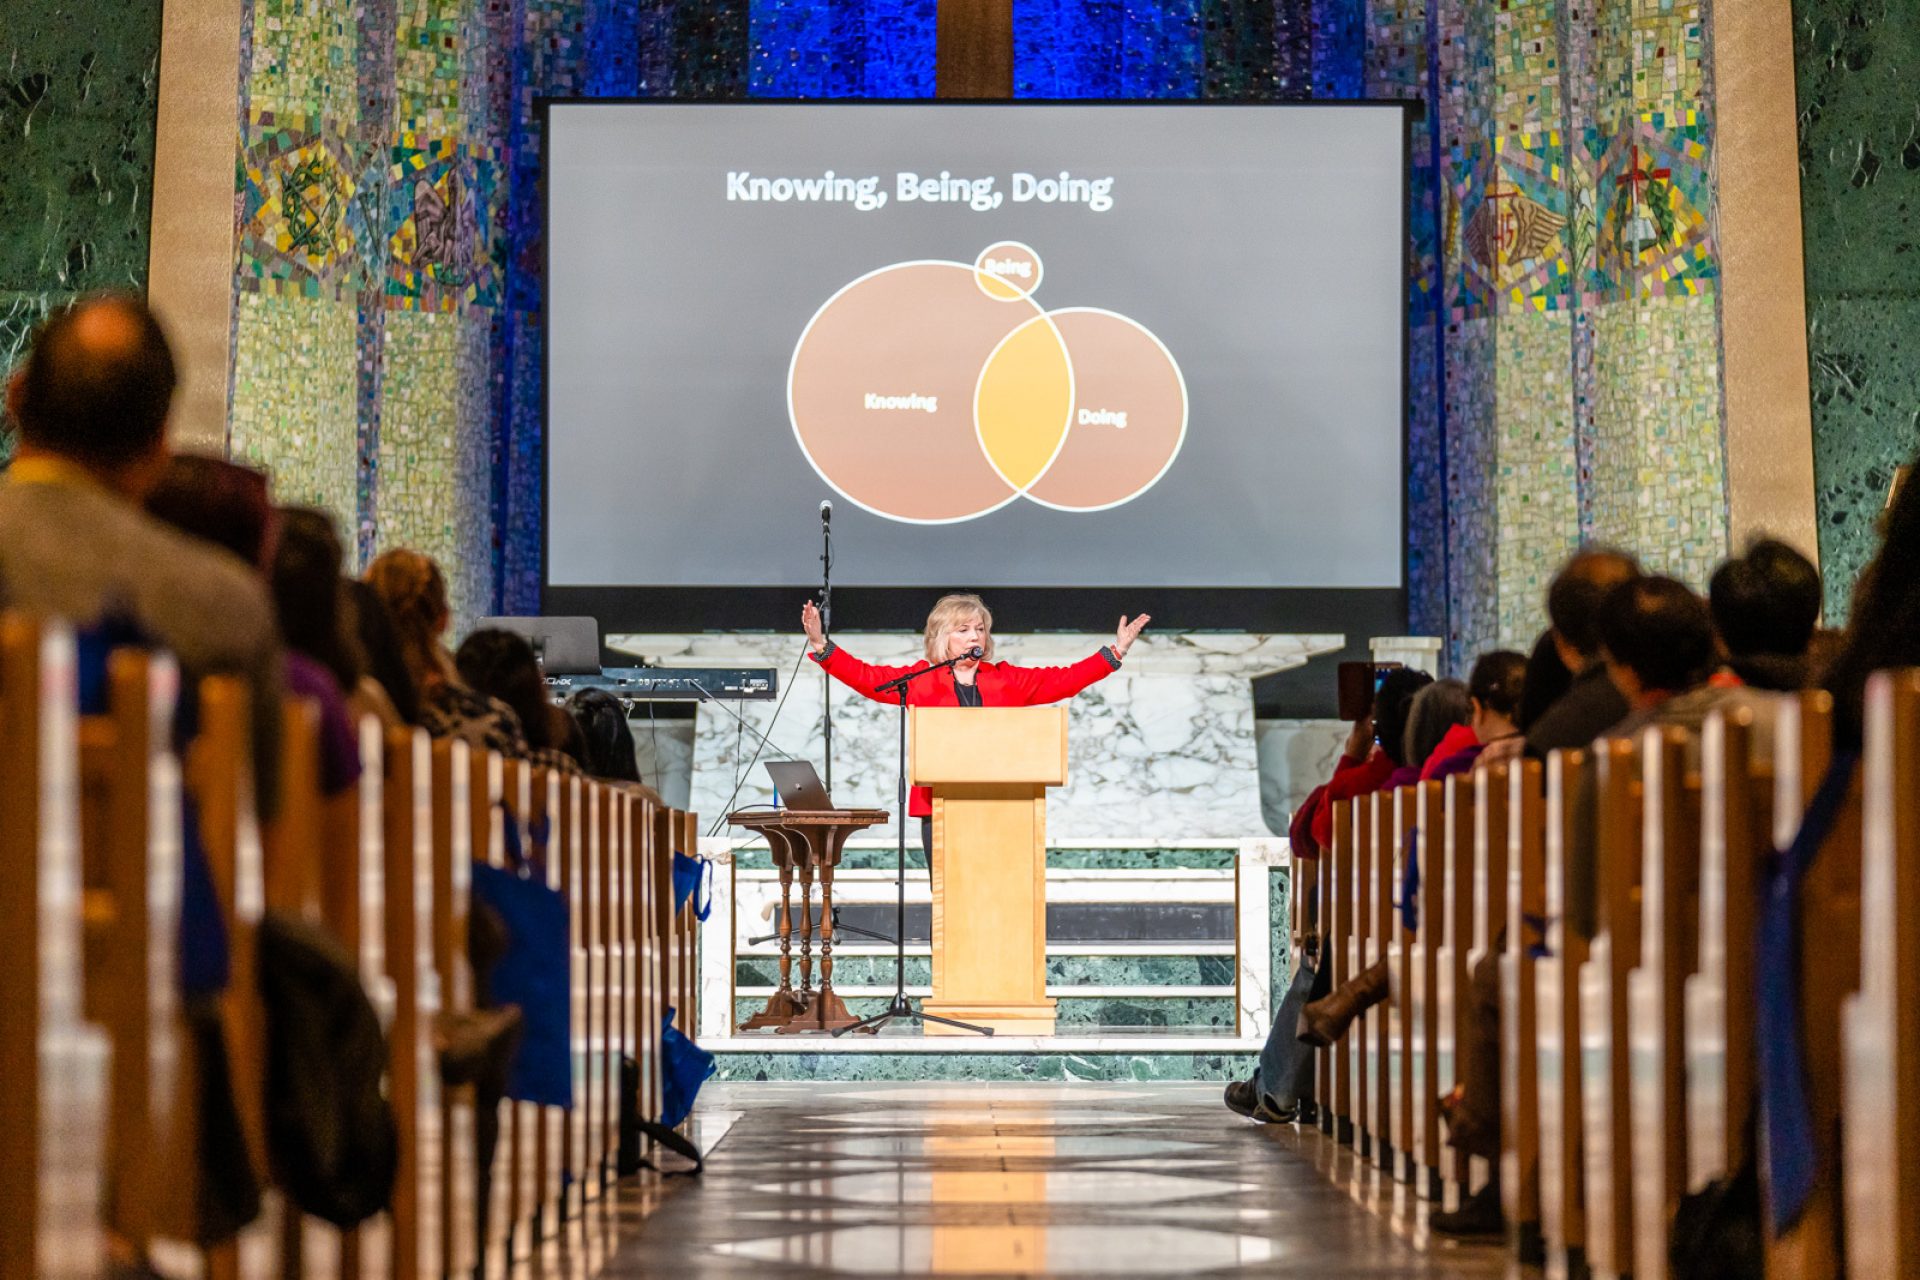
[819,499,833,525]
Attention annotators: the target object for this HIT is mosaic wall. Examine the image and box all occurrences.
[0,2,165,409]
[221,0,1730,655]
[1793,0,1920,620]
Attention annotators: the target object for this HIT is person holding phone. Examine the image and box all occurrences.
[801,593,1149,857]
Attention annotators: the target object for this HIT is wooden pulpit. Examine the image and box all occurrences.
[911,706,1066,1035]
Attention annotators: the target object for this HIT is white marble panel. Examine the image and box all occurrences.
[697,837,738,1041]
[1234,839,1288,1040]
[630,713,694,810]
[607,631,1344,842]
[1255,718,1347,834]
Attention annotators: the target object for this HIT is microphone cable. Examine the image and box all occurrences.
[704,636,812,837]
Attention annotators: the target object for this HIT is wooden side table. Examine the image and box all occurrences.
[728,807,888,1033]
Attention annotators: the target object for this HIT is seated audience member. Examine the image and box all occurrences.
[1708,537,1821,691]
[570,688,643,783]
[0,294,282,807]
[345,578,420,727]
[1822,450,1920,752]
[1401,678,1471,780]
[270,508,372,790]
[146,461,361,798]
[1304,666,1434,852]
[1600,575,1780,755]
[1277,678,1477,1062]
[568,688,665,805]
[453,628,583,774]
[1515,630,1571,734]
[549,702,592,771]
[365,548,529,755]
[1424,650,1526,781]
[1517,547,1642,758]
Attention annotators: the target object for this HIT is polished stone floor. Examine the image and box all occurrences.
[595,1082,1527,1278]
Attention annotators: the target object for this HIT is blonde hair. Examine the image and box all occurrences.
[924,593,994,663]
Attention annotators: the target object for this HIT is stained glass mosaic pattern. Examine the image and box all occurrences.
[210,0,1734,658]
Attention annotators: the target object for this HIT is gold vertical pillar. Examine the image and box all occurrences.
[148,0,244,453]
[1712,0,1819,564]
[936,0,1015,99]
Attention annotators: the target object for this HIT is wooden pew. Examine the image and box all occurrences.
[1578,737,1641,1280]
[1764,690,1860,1278]
[1438,771,1476,1200]
[1536,748,1589,1274]
[1380,787,1413,1178]
[1408,779,1445,1198]
[1684,709,1767,1203]
[378,722,434,1280]
[1329,798,1353,1144]
[1843,669,1920,1275]
[1501,758,1547,1256]
[185,674,264,1280]
[0,617,700,1274]
[428,738,476,1278]
[1467,760,1509,1199]
[0,620,111,1280]
[1629,727,1702,1280]
[79,650,189,1260]
[1351,794,1375,1160]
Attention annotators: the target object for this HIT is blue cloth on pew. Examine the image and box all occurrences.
[1398,830,1419,934]
[672,850,712,922]
[1756,749,1857,1234]
[660,1006,714,1129]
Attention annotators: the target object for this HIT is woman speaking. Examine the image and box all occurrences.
[800,593,1149,854]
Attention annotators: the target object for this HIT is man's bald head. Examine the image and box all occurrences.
[9,293,176,470]
[1546,547,1643,663]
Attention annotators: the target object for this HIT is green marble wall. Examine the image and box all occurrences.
[1795,1,1920,618]
[0,1,165,391]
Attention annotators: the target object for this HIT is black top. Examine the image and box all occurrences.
[1524,663,1630,758]
[954,679,983,708]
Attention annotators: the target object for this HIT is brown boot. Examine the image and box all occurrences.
[1296,959,1389,1047]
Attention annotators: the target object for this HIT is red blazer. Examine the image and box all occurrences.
[811,642,1121,817]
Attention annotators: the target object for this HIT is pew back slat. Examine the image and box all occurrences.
[1844,670,1920,1276]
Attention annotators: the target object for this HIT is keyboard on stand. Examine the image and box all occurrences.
[545,666,777,705]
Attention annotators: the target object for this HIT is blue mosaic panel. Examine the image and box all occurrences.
[1015,2,1203,100]
[1311,0,1366,98]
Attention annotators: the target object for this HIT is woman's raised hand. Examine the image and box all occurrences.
[1114,613,1151,660]
[801,599,827,653]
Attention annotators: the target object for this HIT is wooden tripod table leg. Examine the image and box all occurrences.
[783,823,860,1033]
[737,820,803,1031]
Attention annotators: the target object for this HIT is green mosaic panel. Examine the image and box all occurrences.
[0,0,163,415]
[1806,296,1920,618]
[1494,308,1581,648]
[1586,294,1726,586]
[229,291,361,528]
[248,0,360,125]
[376,308,494,627]
[712,1050,1258,1083]
[735,954,1237,989]
[732,995,1236,1030]
[395,0,467,137]
[1794,0,1920,620]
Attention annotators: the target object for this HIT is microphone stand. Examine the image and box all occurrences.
[834,651,992,1038]
[819,505,833,797]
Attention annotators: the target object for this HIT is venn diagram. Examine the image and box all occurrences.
[788,243,1188,524]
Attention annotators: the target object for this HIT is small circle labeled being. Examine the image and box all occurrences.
[974,242,1043,301]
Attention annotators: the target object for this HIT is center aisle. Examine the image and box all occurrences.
[600,1082,1522,1278]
